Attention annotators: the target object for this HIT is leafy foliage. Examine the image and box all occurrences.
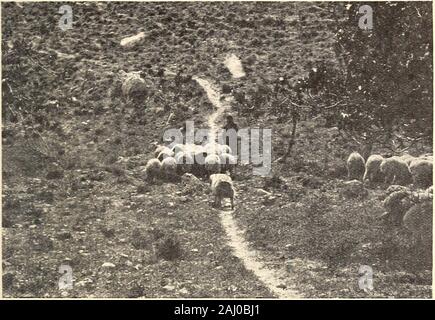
[323,2,432,143]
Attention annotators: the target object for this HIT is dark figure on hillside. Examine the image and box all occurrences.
[222,115,239,149]
[179,122,187,144]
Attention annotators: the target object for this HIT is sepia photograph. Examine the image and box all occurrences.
[1,1,433,300]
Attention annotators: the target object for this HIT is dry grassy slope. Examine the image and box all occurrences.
[2,2,432,298]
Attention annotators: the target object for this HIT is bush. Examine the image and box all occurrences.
[155,232,183,261]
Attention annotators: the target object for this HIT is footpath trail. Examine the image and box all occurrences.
[194,70,301,299]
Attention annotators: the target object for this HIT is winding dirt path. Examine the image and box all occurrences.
[194,74,301,299]
[192,76,231,142]
[224,54,246,79]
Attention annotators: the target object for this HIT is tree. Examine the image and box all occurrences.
[311,2,433,153]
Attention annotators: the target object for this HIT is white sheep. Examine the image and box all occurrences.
[157,148,174,161]
[382,188,413,225]
[161,157,177,180]
[399,154,417,166]
[175,152,194,174]
[363,154,384,182]
[409,159,433,188]
[154,145,171,158]
[204,143,219,155]
[420,152,432,157]
[218,144,232,155]
[380,156,412,186]
[205,143,230,155]
[219,153,237,174]
[171,143,186,155]
[144,158,162,183]
[346,152,365,180]
[192,149,208,177]
[185,143,202,153]
[419,154,433,162]
[210,173,235,209]
[426,186,433,194]
[205,154,221,175]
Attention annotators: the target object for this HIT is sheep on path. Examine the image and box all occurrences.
[210,173,235,209]
[205,154,221,175]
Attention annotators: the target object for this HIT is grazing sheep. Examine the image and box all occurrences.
[420,153,432,158]
[403,200,432,246]
[409,159,433,188]
[171,144,185,155]
[363,154,384,183]
[426,186,433,194]
[399,154,417,166]
[219,153,237,174]
[144,158,161,183]
[218,144,232,155]
[154,145,171,158]
[175,152,194,174]
[192,149,208,177]
[205,143,230,155]
[419,154,433,162]
[161,157,177,180]
[382,188,413,225]
[204,143,219,155]
[210,173,235,209]
[380,156,412,186]
[193,149,208,165]
[205,154,221,174]
[182,143,198,156]
[157,148,174,161]
[346,152,365,180]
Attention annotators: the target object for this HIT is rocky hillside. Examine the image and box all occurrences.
[2,2,432,298]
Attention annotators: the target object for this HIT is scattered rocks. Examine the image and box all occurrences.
[121,71,148,100]
[163,284,175,291]
[255,188,272,196]
[120,32,145,47]
[101,262,116,268]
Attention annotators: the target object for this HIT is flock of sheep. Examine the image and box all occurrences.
[346,151,433,244]
[144,142,237,208]
[347,151,433,188]
[143,142,432,230]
